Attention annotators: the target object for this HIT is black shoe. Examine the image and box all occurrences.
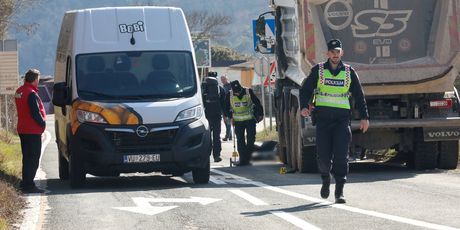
[335,183,346,203]
[22,186,45,194]
[229,137,232,141]
[320,175,331,199]
[214,157,222,162]
[223,138,228,141]
[320,182,330,199]
[335,195,346,204]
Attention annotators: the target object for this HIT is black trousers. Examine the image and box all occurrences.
[19,134,42,189]
[234,120,256,164]
[315,107,351,184]
[208,117,222,158]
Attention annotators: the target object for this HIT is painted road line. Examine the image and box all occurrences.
[21,130,51,230]
[271,211,321,230]
[210,176,227,185]
[211,169,460,230]
[229,189,268,206]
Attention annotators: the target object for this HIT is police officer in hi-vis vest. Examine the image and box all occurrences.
[225,80,263,166]
[299,39,369,204]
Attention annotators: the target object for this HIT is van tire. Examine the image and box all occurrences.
[438,141,459,169]
[58,151,69,180]
[69,152,86,188]
[192,160,210,184]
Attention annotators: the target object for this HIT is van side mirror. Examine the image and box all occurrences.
[52,82,69,107]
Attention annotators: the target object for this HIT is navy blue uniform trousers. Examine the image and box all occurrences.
[208,117,222,158]
[315,107,351,184]
[234,119,256,164]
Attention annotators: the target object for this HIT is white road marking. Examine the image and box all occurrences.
[271,211,321,230]
[229,189,268,206]
[210,176,227,184]
[20,130,51,230]
[211,169,460,230]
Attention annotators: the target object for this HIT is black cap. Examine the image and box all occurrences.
[230,80,243,93]
[327,39,342,51]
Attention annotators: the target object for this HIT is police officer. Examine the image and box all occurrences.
[202,72,226,162]
[15,69,46,193]
[299,39,369,203]
[224,80,263,166]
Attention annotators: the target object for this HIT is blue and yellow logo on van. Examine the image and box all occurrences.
[70,100,142,134]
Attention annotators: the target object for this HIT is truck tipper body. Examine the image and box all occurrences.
[257,0,460,172]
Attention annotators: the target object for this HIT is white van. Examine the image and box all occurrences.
[52,7,211,188]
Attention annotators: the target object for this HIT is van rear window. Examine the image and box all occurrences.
[75,51,197,101]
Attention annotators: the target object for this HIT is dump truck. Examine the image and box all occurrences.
[255,0,460,172]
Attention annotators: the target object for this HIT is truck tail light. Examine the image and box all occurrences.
[429,99,453,109]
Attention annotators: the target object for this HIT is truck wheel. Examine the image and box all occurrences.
[438,141,459,169]
[192,159,210,184]
[289,107,298,171]
[295,109,318,173]
[69,152,86,188]
[413,130,438,170]
[58,151,69,180]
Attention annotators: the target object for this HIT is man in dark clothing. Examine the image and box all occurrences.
[220,75,232,141]
[15,69,47,193]
[299,39,369,203]
[202,72,226,162]
[224,80,264,166]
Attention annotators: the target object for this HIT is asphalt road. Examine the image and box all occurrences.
[21,117,460,230]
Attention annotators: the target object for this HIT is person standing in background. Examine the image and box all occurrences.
[220,75,232,141]
[15,69,46,193]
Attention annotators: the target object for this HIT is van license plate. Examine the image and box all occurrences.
[123,154,160,163]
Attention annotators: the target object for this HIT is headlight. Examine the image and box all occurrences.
[175,105,203,122]
[76,110,107,124]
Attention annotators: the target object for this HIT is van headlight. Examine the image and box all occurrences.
[76,110,107,124]
[175,105,203,122]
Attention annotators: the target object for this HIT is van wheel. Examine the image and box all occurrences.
[192,160,210,184]
[58,151,69,180]
[69,152,86,188]
[438,141,459,169]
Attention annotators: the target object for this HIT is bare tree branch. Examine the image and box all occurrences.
[0,0,42,39]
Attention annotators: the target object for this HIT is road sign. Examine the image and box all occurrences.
[253,18,275,53]
[193,38,211,68]
[113,196,221,216]
[0,40,19,95]
[264,61,276,87]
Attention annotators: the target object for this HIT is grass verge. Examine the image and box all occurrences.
[0,131,26,230]
[256,128,278,142]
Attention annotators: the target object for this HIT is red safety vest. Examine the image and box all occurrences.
[15,82,46,134]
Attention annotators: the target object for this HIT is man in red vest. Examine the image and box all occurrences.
[15,69,46,193]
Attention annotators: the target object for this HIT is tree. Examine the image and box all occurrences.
[211,45,247,61]
[0,0,41,39]
[186,11,231,40]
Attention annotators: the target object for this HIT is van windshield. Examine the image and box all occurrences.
[76,51,197,101]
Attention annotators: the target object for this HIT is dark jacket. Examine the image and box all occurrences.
[299,60,369,119]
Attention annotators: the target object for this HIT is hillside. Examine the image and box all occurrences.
[9,0,269,75]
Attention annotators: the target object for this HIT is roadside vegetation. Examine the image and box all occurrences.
[256,128,278,142]
[0,131,26,230]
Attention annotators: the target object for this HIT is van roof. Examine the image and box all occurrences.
[67,6,193,54]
